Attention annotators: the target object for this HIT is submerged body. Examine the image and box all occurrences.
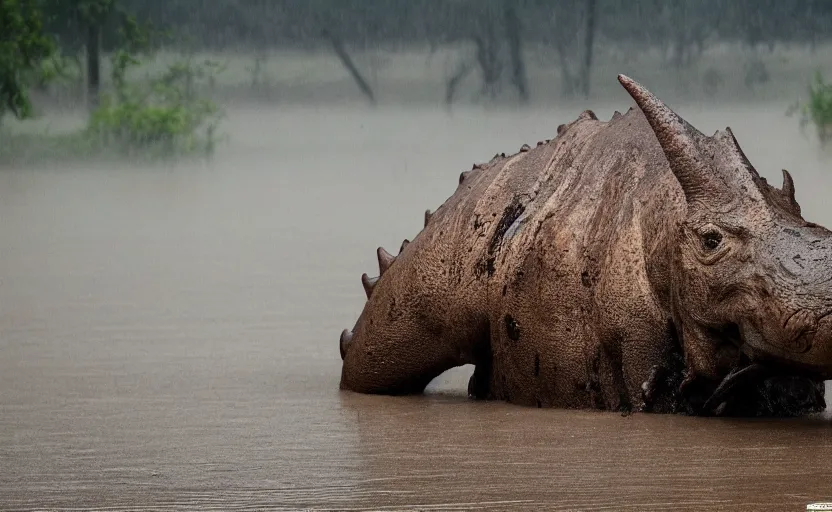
[339,76,831,416]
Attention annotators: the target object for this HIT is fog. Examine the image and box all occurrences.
[2,1,832,511]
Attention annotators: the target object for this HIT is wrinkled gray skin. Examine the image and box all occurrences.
[338,75,831,416]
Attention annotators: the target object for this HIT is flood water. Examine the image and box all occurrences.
[2,102,832,511]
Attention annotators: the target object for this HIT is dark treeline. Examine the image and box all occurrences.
[118,0,832,51]
[3,0,832,161]
[7,0,832,111]
[102,0,832,103]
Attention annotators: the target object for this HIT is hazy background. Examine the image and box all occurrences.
[10,0,832,111]
[2,1,832,511]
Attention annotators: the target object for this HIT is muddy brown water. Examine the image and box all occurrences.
[2,103,832,511]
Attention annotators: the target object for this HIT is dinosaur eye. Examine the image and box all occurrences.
[702,230,723,251]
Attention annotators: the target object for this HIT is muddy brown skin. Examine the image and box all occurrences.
[338,75,832,417]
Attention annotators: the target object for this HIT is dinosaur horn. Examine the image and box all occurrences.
[377,247,395,275]
[617,74,723,204]
[781,169,797,204]
[339,329,353,360]
[361,273,378,299]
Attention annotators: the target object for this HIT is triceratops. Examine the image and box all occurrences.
[338,74,831,417]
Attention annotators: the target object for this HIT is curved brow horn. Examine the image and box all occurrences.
[618,74,726,204]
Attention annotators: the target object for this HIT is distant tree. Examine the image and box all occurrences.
[91,0,832,53]
[39,0,152,109]
[503,0,528,103]
[0,0,57,121]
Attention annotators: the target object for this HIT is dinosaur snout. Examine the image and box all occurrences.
[741,311,832,380]
[800,313,832,379]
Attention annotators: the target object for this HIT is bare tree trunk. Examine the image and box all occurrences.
[671,34,687,69]
[808,0,817,55]
[322,30,376,105]
[555,37,576,97]
[503,0,528,103]
[580,0,596,99]
[474,31,502,100]
[445,61,473,107]
[86,23,101,110]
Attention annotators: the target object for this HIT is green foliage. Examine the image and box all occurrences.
[1,0,225,163]
[41,0,135,53]
[0,0,57,120]
[87,49,225,157]
[76,2,224,159]
[789,72,832,148]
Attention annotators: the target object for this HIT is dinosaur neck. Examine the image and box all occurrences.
[642,188,686,322]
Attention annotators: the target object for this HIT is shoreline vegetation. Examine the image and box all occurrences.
[25,41,832,108]
[2,12,832,167]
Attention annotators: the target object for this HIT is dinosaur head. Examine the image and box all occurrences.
[619,74,832,382]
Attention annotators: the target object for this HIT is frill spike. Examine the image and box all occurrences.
[579,109,598,120]
[424,209,433,227]
[377,247,395,275]
[780,169,801,214]
[520,143,530,152]
[399,239,410,254]
[361,273,378,298]
[781,169,796,203]
[459,170,470,184]
[339,329,353,360]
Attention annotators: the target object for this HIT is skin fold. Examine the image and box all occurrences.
[338,74,832,417]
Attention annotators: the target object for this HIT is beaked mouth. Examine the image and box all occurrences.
[699,361,769,415]
[732,321,832,381]
[692,320,831,415]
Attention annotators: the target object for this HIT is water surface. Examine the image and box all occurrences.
[2,103,832,511]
